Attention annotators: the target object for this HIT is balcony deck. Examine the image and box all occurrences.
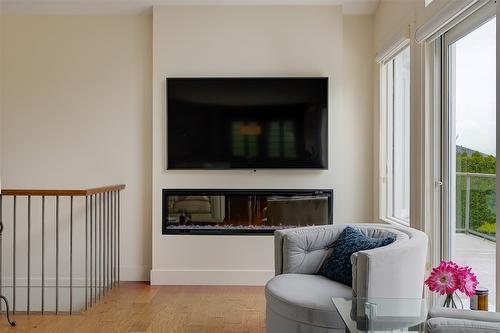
[455,233,496,310]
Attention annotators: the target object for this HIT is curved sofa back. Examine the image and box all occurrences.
[274,223,428,299]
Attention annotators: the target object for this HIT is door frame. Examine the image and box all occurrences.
[441,1,496,262]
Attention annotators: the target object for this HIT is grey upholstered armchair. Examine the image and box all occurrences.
[265,223,428,333]
[426,307,500,333]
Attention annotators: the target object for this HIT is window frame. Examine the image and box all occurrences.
[379,40,411,226]
[421,0,497,309]
[441,1,496,263]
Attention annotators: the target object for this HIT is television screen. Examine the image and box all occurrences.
[167,77,328,169]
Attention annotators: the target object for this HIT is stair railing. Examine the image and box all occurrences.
[0,184,125,318]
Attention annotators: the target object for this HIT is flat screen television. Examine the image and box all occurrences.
[167,77,328,169]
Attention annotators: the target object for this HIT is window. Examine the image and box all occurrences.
[379,45,411,225]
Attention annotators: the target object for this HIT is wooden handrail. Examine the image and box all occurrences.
[0,184,125,196]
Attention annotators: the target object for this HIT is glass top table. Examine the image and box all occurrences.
[332,297,428,333]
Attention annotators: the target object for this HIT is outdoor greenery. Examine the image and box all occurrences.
[456,151,496,237]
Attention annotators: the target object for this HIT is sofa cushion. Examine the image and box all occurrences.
[319,226,396,286]
[428,307,500,322]
[426,317,500,333]
[265,273,352,329]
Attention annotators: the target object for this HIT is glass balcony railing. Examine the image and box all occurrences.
[456,172,496,242]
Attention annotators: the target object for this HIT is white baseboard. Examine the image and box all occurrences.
[150,269,274,286]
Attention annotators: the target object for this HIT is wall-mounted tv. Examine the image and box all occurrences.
[167,77,328,169]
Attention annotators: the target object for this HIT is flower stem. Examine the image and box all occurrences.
[443,295,450,307]
[443,294,458,308]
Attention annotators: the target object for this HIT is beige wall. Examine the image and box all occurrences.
[0,13,3,190]
[374,0,453,50]
[1,6,376,285]
[344,14,374,221]
[1,14,152,281]
[151,6,375,284]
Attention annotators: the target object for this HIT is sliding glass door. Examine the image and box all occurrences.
[442,6,496,309]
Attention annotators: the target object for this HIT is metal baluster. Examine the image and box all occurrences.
[94,195,97,304]
[465,175,471,234]
[104,193,107,294]
[118,191,120,283]
[90,195,93,306]
[113,191,116,286]
[111,191,114,286]
[12,196,16,314]
[108,192,111,291]
[27,196,31,314]
[110,192,113,287]
[115,191,118,285]
[85,196,88,311]
[102,193,105,295]
[99,194,102,300]
[0,195,2,312]
[41,196,45,314]
[70,196,73,315]
[101,193,104,296]
[56,196,59,315]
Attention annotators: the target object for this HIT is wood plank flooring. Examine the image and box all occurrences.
[0,283,266,333]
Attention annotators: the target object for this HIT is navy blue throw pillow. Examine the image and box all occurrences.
[319,227,396,286]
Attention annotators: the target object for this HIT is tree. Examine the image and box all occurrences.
[456,151,496,236]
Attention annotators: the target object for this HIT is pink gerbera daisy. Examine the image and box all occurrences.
[424,261,459,295]
[457,266,479,297]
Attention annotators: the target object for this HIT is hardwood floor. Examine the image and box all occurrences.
[0,283,266,333]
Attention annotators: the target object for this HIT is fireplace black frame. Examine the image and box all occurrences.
[162,188,333,235]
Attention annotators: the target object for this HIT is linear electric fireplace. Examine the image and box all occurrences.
[162,189,333,235]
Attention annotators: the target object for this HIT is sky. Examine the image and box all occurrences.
[455,17,496,156]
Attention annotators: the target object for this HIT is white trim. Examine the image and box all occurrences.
[496,0,499,311]
[421,37,443,284]
[376,33,410,64]
[441,31,455,261]
[378,43,411,226]
[429,39,444,308]
[409,29,425,232]
[433,3,497,308]
[379,62,388,220]
[150,269,274,285]
[415,0,489,43]
[380,216,410,227]
[442,1,496,45]
[440,0,496,269]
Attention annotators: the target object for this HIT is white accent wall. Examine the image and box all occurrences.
[151,6,375,285]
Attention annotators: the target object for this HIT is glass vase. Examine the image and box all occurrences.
[441,293,464,309]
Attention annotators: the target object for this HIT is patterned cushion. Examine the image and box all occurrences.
[319,226,396,286]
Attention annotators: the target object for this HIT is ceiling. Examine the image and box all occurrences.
[0,0,380,16]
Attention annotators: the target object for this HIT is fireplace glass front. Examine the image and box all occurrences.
[162,189,333,234]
